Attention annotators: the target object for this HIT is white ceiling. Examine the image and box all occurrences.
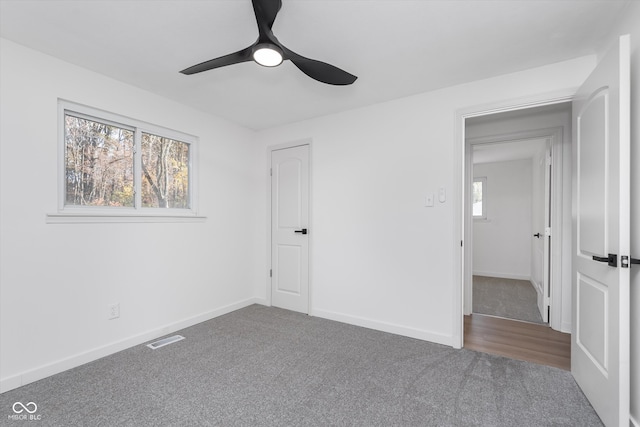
[0,0,630,130]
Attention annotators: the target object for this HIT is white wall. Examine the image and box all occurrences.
[254,56,595,346]
[599,2,640,424]
[0,39,263,392]
[472,159,532,280]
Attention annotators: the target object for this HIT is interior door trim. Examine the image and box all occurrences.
[465,127,563,329]
[453,90,576,349]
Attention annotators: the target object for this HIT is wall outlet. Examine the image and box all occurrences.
[108,303,120,320]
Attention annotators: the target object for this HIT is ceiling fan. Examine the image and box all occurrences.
[180,0,357,85]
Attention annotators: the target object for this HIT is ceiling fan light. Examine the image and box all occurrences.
[253,44,283,67]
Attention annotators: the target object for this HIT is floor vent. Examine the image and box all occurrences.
[146,335,185,350]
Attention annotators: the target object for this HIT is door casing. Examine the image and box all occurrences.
[453,90,576,348]
[464,128,562,327]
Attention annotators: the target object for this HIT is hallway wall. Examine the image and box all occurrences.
[472,159,532,280]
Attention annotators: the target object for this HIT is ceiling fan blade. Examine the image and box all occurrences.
[180,46,254,75]
[283,47,357,86]
[181,1,357,85]
[252,0,282,30]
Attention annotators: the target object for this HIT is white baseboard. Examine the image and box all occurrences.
[472,271,531,281]
[530,278,543,293]
[252,297,269,307]
[0,297,261,394]
[313,308,453,347]
[560,321,572,334]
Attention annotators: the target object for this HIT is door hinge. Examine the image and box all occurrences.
[545,227,551,237]
[461,240,463,247]
[546,155,552,167]
[269,269,272,277]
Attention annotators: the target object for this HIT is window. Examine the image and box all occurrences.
[53,101,200,221]
[64,114,135,207]
[140,133,190,208]
[472,177,487,219]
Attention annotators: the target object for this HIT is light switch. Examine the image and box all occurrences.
[438,187,446,203]
[425,194,434,207]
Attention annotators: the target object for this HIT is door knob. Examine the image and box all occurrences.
[533,233,541,238]
[294,228,308,235]
[592,253,617,267]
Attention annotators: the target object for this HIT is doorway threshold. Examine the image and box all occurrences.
[472,312,548,327]
[464,314,570,370]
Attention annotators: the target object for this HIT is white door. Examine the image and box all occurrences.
[541,144,551,323]
[271,145,310,314]
[531,140,551,323]
[572,34,630,427]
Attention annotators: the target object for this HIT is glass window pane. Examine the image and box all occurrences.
[472,180,483,202]
[473,201,483,216]
[473,180,483,217]
[64,115,134,207]
[141,133,190,208]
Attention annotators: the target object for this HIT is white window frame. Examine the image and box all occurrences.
[47,100,203,223]
[472,176,487,220]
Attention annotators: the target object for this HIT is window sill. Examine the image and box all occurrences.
[46,213,207,224]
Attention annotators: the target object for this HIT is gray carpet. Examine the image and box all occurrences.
[0,305,600,426]
[473,275,545,324]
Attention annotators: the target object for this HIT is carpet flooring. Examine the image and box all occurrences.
[473,275,545,324]
[0,305,601,426]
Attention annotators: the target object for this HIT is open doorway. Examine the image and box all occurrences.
[469,138,550,325]
[463,102,571,332]
[460,101,573,368]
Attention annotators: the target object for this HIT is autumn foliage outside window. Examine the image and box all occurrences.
[141,133,189,208]
[65,115,135,207]
[63,107,193,212]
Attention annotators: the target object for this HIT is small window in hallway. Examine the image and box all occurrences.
[473,177,487,219]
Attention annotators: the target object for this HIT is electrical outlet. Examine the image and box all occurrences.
[108,303,120,320]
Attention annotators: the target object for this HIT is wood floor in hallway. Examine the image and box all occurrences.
[464,314,571,371]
